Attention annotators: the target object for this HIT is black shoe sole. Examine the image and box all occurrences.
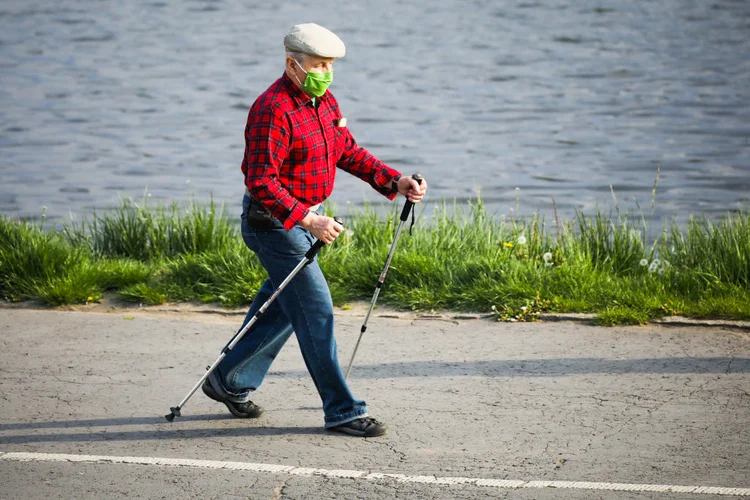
[328,424,387,438]
[202,380,263,419]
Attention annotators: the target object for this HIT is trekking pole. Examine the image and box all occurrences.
[165,216,344,422]
[345,174,423,380]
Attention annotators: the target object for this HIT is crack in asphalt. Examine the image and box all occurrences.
[49,374,141,387]
[365,439,406,468]
[272,475,291,500]
[726,354,735,375]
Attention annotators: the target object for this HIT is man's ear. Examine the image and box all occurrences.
[287,56,303,75]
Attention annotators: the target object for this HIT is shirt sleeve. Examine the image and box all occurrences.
[243,102,310,230]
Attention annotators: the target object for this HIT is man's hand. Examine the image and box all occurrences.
[397,175,428,203]
[299,212,343,244]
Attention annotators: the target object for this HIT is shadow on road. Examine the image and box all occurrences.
[272,357,749,379]
[0,414,234,431]
[0,416,324,444]
[2,357,746,445]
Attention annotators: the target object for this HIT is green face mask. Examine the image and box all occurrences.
[293,58,333,97]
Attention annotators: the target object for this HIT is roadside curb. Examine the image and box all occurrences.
[415,312,750,331]
[652,316,750,331]
[2,301,749,331]
[536,312,750,331]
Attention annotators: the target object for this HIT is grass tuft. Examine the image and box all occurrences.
[63,196,236,261]
[595,307,650,326]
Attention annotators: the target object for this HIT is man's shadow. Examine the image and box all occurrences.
[0,414,324,445]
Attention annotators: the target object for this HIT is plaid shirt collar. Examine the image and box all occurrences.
[281,72,331,108]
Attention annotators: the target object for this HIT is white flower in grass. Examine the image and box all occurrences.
[651,259,660,267]
[648,262,658,274]
[543,252,552,262]
[521,306,527,312]
[517,235,527,245]
[545,262,553,268]
[639,259,649,267]
[658,268,665,275]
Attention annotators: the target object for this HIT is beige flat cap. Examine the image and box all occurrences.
[284,23,346,58]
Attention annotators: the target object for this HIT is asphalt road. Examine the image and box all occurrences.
[0,308,748,499]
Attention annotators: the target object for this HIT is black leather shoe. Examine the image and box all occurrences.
[328,417,387,437]
[202,379,263,418]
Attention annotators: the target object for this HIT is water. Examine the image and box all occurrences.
[1,0,749,227]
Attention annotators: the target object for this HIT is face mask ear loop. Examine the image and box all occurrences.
[291,58,306,88]
[293,58,306,73]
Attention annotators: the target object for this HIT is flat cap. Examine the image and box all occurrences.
[284,23,346,58]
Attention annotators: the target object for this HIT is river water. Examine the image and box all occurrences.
[1,0,749,227]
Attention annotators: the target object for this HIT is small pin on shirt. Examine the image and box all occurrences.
[337,117,347,127]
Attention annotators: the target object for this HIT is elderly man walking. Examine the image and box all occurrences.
[201,23,427,437]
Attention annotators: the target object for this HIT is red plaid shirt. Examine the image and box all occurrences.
[241,73,401,230]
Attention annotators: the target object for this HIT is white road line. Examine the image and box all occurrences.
[1,451,748,496]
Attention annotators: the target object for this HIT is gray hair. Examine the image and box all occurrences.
[286,51,308,66]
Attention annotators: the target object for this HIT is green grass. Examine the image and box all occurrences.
[1,195,748,325]
[0,214,151,305]
[63,197,236,260]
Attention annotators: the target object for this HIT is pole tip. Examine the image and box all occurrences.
[165,406,181,422]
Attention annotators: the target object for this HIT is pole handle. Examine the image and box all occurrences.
[399,174,424,221]
[305,216,344,259]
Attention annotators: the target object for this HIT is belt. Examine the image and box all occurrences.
[245,187,321,213]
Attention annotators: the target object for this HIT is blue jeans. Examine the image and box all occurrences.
[214,195,367,428]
